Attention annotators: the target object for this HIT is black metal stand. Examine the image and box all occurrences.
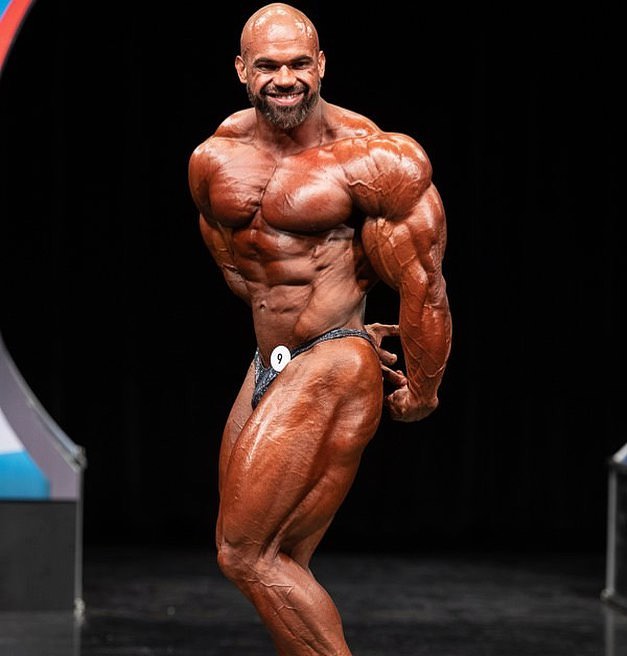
[602,443,627,613]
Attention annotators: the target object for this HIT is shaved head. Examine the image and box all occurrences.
[235,2,325,130]
[240,3,320,59]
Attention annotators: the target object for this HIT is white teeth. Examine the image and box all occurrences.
[268,92,302,98]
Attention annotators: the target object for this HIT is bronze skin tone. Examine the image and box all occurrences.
[188,3,452,654]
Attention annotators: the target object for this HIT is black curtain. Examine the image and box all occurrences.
[1,1,623,552]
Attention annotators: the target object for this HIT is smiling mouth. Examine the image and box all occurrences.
[264,91,305,106]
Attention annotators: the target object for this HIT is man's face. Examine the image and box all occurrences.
[236,24,325,129]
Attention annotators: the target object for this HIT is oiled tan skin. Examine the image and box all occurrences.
[188,4,452,654]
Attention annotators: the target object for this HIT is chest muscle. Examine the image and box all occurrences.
[209,147,354,233]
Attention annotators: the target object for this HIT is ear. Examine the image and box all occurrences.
[235,55,247,83]
[318,50,326,79]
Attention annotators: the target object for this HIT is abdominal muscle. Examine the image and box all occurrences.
[229,215,374,364]
[249,278,368,364]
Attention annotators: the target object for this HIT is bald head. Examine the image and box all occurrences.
[235,3,325,130]
[240,3,320,58]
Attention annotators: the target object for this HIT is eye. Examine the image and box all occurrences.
[255,63,278,73]
[291,59,313,70]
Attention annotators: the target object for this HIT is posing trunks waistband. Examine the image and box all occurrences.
[251,327,374,409]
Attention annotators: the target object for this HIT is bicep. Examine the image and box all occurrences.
[362,183,447,297]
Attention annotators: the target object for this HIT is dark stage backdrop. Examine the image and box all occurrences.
[1,1,623,553]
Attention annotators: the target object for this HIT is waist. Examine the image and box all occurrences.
[255,326,374,372]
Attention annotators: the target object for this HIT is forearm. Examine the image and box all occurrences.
[399,292,452,411]
[359,167,451,421]
[221,265,251,305]
[199,215,251,304]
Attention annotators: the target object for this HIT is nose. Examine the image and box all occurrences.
[275,64,297,87]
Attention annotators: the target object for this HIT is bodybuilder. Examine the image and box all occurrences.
[188,3,452,654]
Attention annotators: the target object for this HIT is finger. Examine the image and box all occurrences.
[382,366,407,387]
[381,324,400,337]
[377,348,398,366]
[365,323,400,339]
[373,324,400,338]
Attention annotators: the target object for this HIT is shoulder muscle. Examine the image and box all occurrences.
[338,132,433,219]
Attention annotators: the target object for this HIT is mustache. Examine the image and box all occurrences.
[262,83,308,96]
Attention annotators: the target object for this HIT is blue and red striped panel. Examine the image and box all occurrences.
[1,0,49,499]
[1,0,35,72]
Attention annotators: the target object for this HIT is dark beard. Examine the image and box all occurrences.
[247,84,320,130]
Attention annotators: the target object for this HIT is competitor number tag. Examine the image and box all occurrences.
[270,345,291,372]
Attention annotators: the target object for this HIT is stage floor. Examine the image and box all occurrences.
[2,545,626,655]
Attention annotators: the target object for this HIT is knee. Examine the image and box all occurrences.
[217,541,262,584]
